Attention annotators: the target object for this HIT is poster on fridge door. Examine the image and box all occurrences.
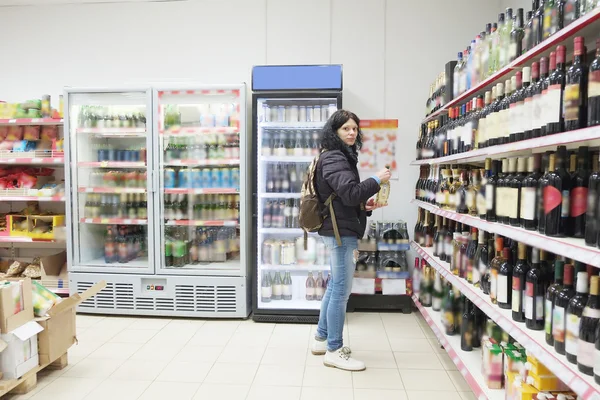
[358,119,399,179]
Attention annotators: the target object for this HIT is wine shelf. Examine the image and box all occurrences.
[411,126,600,165]
[421,7,600,125]
[412,294,504,400]
[412,241,600,398]
[411,199,600,267]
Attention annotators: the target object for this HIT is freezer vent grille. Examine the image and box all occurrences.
[75,279,240,315]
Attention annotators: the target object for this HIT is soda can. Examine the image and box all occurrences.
[97,148,108,162]
[118,149,127,161]
[191,168,202,188]
[221,168,231,188]
[107,147,116,161]
[131,150,140,162]
[164,168,176,188]
[202,168,211,188]
[211,168,222,187]
[178,168,191,188]
[231,168,240,189]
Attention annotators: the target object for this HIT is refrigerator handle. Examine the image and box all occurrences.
[152,170,159,193]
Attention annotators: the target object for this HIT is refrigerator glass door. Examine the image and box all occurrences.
[155,86,246,276]
[256,97,338,310]
[67,89,154,274]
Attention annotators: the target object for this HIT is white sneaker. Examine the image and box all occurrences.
[323,346,366,371]
[310,336,327,355]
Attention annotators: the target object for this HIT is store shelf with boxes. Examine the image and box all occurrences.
[413,2,600,398]
[0,97,68,296]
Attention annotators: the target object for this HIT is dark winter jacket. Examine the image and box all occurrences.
[316,149,380,238]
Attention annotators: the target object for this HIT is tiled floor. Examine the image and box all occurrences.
[6,312,477,400]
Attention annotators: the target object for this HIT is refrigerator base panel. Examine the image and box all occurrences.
[252,313,318,324]
[69,272,250,318]
[347,294,414,314]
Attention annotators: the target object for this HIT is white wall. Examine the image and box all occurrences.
[0,0,507,240]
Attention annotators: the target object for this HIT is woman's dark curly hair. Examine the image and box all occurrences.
[320,110,363,162]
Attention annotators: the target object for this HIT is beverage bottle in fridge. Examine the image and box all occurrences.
[284,199,293,228]
[189,236,199,264]
[272,271,283,300]
[292,199,300,228]
[165,234,173,267]
[293,131,304,156]
[261,272,272,303]
[306,271,316,300]
[172,230,187,267]
[311,131,320,156]
[303,132,312,156]
[138,194,148,219]
[117,230,129,264]
[283,271,293,301]
[289,165,298,193]
[104,226,117,263]
[315,271,326,301]
[263,201,272,228]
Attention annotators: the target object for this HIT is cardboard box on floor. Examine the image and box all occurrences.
[36,281,106,365]
[0,321,43,380]
[0,279,33,334]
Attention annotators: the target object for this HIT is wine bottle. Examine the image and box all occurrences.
[521,155,542,230]
[539,55,551,137]
[461,297,474,351]
[522,6,535,53]
[533,0,545,46]
[421,260,433,307]
[437,217,448,261]
[500,78,513,145]
[496,159,510,224]
[569,146,590,238]
[414,208,423,245]
[479,159,491,219]
[486,160,500,221]
[444,220,455,263]
[537,152,553,233]
[546,45,567,135]
[586,153,600,246]
[466,227,478,284]
[424,211,433,247]
[456,169,470,214]
[509,73,523,143]
[473,229,487,288]
[578,275,600,375]
[433,216,442,257]
[566,271,589,364]
[554,264,576,355]
[512,242,530,322]
[442,281,456,335]
[564,37,588,132]
[518,67,531,142]
[498,247,514,309]
[588,38,600,127]
[544,147,572,237]
[468,168,481,216]
[546,260,565,346]
[510,157,527,226]
[490,236,505,304]
[526,248,546,330]
[432,271,443,311]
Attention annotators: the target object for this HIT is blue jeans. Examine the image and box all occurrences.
[316,236,357,352]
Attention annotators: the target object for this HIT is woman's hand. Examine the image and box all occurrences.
[376,168,391,183]
[365,198,384,211]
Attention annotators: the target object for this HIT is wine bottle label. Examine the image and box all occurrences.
[445,239,453,257]
[545,299,553,335]
[432,298,442,310]
[273,284,283,296]
[565,313,581,355]
[588,71,600,98]
[261,286,272,298]
[533,94,543,129]
[525,293,534,319]
[466,192,474,210]
[485,184,494,210]
[526,282,544,321]
[583,307,600,318]
[520,187,536,220]
[546,84,563,124]
[512,277,521,313]
[553,306,566,342]
[283,285,292,296]
[472,263,480,285]
[570,187,588,217]
[561,190,570,218]
[543,185,562,215]
[478,259,487,278]
[509,104,517,135]
[563,83,581,122]
[578,340,595,368]
[522,290,526,313]
[497,275,508,303]
[507,188,519,219]
[495,187,504,216]
[306,287,315,296]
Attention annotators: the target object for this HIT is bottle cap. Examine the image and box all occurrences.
[577,272,589,294]
[564,264,574,285]
[556,45,566,64]
[549,52,557,70]
[495,237,504,251]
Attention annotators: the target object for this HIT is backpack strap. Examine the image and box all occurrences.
[324,194,341,246]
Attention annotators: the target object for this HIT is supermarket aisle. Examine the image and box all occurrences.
[6,312,475,400]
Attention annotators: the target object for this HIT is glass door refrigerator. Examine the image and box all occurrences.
[251,65,343,323]
[66,85,251,318]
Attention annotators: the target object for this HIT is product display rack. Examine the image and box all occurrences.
[65,85,251,318]
[412,293,504,400]
[412,5,600,398]
[0,117,68,295]
[413,243,600,399]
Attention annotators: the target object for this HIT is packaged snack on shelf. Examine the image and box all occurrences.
[482,339,504,389]
[23,126,40,141]
[525,372,570,392]
[0,320,43,379]
[504,347,527,375]
[6,126,23,141]
[41,125,58,141]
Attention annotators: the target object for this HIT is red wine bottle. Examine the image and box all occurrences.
[546,45,567,135]
[586,153,600,246]
[510,157,527,226]
[564,37,588,132]
[568,146,590,238]
[498,247,514,309]
[566,271,589,364]
[537,56,550,137]
[524,64,536,140]
[521,155,542,230]
[554,263,576,355]
[486,160,500,222]
[544,146,572,237]
[546,260,565,346]
[525,248,545,330]
[588,38,600,127]
[512,242,529,322]
[578,275,600,375]
[473,229,487,289]
[537,151,553,233]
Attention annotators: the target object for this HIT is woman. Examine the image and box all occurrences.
[310,109,391,371]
